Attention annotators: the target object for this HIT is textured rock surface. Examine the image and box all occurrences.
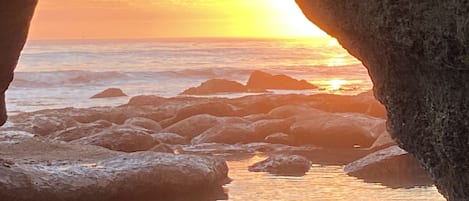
[124,117,162,132]
[72,125,156,152]
[248,154,312,176]
[344,146,433,188]
[0,138,229,201]
[0,0,37,125]
[297,0,469,200]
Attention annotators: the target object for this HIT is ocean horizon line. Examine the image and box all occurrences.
[27,36,332,42]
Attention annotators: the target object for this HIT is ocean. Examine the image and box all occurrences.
[8,38,444,200]
[10,38,370,114]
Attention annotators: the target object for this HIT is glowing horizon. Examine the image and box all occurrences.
[28,0,331,40]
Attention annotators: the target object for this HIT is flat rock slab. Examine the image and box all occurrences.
[344,146,433,188]
[0,138,229,201]
[248,154,312,176]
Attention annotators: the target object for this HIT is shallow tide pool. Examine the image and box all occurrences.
[223,155,445,201]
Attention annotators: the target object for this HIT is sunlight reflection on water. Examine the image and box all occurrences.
[224,156,445,201]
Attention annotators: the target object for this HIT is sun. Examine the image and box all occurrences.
[329,79,348,90]
[263,0,329,37]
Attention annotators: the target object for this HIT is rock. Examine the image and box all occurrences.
[0,94,6,126]
[126,95,168,106]
[181,143,254,156]
[264,133,294,145]
[49,120,113,142]
[149,143,175,153]
[248,154,312,176]
[181,79,248,95]
[289,114,376,148]
[249,118,294,139]
[246,70,318,90]
[90,88,127,99]
[268,104,323,119]
[31,115,78,136]
[230,94,315,115]
[124,117,162,132]
[370,131,396,151]
[308,93,387,119]
[151,132,187,145]
[0,138,229,201]
[242,113,271,122]
[160,102,237,128]
[0,130,34,144]
[297,1,469,199]
[191,123,257,145]
[0,1,37,126]
[72,125,156,152]
[162,114,222,139]
[344,146,433,188]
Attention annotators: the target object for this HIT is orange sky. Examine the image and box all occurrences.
[29,0,330,40]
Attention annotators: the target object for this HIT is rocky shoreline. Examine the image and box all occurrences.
[0,89,433,200]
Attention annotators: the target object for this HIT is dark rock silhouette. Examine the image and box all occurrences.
[0,0,37,126]
[297,0,469,199]
[246,70,318,90]
[181,78,249,95]
[90,88,127,99]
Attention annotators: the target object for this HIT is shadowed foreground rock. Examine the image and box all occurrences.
[0,138,229,201]
[297,1,469,200]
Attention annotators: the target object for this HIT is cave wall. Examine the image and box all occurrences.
[296,1,469,200]
[0,0,38,125]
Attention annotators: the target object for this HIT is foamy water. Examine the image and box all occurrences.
[8,38,445,200]
[9,38,371,113]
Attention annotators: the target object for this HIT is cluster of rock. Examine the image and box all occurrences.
[181,70,318,95]
[0,139,228,201]
[1,90,432,193]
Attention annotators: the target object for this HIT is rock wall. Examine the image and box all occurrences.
[296,1,469,200]
[0,0,37,125]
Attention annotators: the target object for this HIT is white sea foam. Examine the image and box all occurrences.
[8,38,372,114]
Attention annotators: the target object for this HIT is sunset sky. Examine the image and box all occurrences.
[29,0,330,40]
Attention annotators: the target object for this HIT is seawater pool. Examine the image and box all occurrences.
[223,155,445,201]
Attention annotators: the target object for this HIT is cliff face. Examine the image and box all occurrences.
[0,0,37,125]
[296,1,469,200]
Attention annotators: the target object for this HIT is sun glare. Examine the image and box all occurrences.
[30,0,331,39]
[329,79,348,90]
[263,0,329,37]
[327,57,348,67]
